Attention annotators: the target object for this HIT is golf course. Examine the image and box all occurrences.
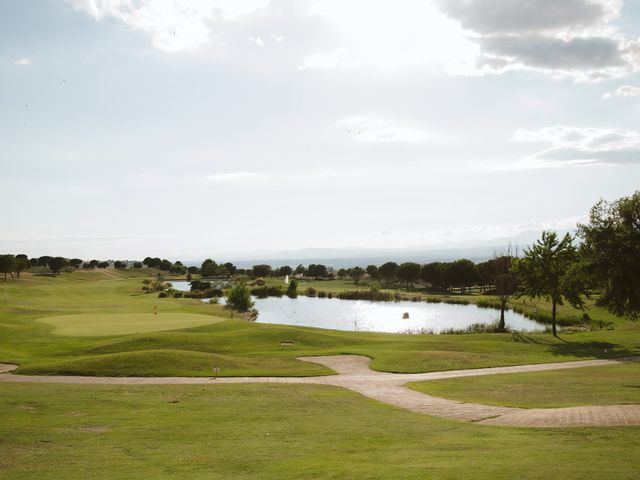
[1,269,640,479]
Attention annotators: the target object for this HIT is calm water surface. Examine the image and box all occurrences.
[168,281,543,333]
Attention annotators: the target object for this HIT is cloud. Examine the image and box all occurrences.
[435,0,621,35]
[335,116,431,143]
[13,58,32,66]
[433,0,638,81]
[477,34,636,80]
[512,126,640,167]
[603,85,640,98]
[71,0,270,52]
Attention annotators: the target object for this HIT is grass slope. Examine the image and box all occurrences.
[1,382,639,480]
[408,362,640,408]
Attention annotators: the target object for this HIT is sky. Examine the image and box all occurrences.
[1,0,639,260]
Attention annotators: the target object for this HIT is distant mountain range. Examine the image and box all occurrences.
[183,229,575,268]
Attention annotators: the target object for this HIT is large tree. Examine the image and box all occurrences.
[396,262,420,289]
[0,255,16,281]
[578,192,640,319]
[349,266,365,285]
[69,258,83,269]
[14,256,29,278]
[48,257,68,275]
[378,262,398,285]
[252,264,272,278]
[449,259,478,294]
[486,248,518,331]
[514,231,585,336]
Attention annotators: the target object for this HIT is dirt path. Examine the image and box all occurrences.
[1,356,639,428]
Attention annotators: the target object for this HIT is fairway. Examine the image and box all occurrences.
[39,313,224,336]
[1,382,640,480]
[408,362,640,409]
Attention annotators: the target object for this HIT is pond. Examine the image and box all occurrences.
[167,281,544,334]
[249,296,543,333]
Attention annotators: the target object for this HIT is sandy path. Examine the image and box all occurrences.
[1,356,639,428]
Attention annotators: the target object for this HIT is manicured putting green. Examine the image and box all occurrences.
[39,313,224,336]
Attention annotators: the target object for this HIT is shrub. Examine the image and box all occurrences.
[158,291,168,298]
[226,282,254,312]
[251,286,269,298]
[286,279,298,298]
[305,287,317,297]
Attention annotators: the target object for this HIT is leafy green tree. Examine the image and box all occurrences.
[14,256,29,278]
[89,259,99,268]
[396,262,420,289]
[294,264,306,275]
[0,255,16,281]
[379,262,398,285]
[514,231,585,336]
[223,262,237,275]
[48,257,68,275]
[252,264,272,278]
[201,259,218,277]
[69,258,83,268]
[159,259,173,272]
[38,256,53,267]
[420,262,447,290]
[349,266,365,285]
[114,261,127,269]
[277,265,293,277]
[187,266,200,275]
[133,262,143,268]
[97,261,109,269]
[578,192,640,319]
[449,259,478,293]
[226,282,254,311]
[307,264,328,278]
[366,265,379,279]
[485,251,518,331]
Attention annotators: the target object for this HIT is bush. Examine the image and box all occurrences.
[265,286,283,297]
[305,287,317,297]
[226,282,254,312]
[190,280,211,291]
[286,279,298,299]
[318,291,327,298]
[251,286,269,298]
[158,291,168,298]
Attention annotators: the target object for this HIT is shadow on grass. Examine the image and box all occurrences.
[549,340,637,359]
[510,332,550,345]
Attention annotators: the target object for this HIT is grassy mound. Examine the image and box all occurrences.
[39,313,224,336]
[17,349,333,377]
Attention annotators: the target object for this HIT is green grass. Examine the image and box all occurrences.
[39,313,224,336]
[407,362,640,408]
[1,382,639,480]
[1,270,640,377]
